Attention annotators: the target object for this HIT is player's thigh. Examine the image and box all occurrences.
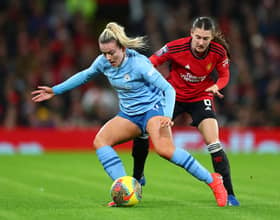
[146,116,174,158]
[198,118,219,144]
[94,116,141,148]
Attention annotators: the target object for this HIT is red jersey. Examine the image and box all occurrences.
[150,36,230,102]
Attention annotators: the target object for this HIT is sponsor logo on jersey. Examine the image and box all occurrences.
[180,72,206,83]
[155,45,168,56]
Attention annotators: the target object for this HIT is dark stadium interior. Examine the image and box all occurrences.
[0,0,279,128]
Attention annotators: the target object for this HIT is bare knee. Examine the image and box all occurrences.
[93,135,106,150]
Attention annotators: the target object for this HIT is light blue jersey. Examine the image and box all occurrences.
[52,49,175,118]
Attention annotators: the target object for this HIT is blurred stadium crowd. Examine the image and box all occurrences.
[0,0,279,128]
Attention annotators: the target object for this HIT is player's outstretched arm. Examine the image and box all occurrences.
[31,86,55,102]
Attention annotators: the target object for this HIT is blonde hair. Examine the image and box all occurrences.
[98,22,147,50]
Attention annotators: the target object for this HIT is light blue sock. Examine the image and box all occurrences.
[96,145,127,180]
[170,148,213,184]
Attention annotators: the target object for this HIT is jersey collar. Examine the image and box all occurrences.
[190,38,210,60]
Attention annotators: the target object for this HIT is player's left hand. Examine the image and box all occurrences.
[205,84,224,98]
[160,117,174,128]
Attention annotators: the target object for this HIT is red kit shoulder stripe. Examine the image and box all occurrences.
[169,46,190,54]
[168,42,190,49]
[209,49,224,57]
[210,44,225,54]
[209,48,224,57]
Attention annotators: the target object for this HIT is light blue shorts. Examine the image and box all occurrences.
[117,102,164,136]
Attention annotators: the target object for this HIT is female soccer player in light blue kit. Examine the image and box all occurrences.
[31,22,227,207]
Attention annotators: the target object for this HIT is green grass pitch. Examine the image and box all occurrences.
[0,151,280,220]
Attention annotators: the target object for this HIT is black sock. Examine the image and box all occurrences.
[132,137,149,180]
[211,149,235,195]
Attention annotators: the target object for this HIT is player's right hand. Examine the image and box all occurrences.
[205,84,224,99]
[31,86,55,102]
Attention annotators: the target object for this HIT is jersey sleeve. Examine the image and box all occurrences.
[215,51,230,90]
[52,56,103,95]
[149,45,170,67]
[140,61,175,118]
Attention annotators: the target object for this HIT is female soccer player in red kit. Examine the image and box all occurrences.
[132,16,240,206]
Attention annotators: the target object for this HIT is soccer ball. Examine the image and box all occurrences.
[110,176,142,206]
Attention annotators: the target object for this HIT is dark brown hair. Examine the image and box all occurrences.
[192,16,230,58]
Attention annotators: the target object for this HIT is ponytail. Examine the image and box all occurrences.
[213,32,231,59]
[99,22,147,50]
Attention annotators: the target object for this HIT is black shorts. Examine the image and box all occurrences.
[173,99,217,127]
